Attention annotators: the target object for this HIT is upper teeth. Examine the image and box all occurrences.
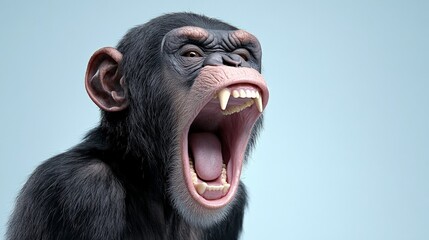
[217,87,263,115]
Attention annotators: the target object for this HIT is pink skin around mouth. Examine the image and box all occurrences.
[180,66,269,209]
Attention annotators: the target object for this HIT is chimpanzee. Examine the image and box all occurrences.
[7,12,269,240]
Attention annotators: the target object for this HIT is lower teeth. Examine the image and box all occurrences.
[189,160,230,195]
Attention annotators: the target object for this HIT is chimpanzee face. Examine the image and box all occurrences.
[161,26,269,226]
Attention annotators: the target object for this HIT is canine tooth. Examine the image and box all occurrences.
[221,176,227,184]
[190,170,197,183]
[232,90,240,98]
[218,88,231,110]
[239,89,246,98]
[221,164,227,184]
[189,160,198,183]
[255,94,263,112]
[223,184,231,194]
[195,182,207,195]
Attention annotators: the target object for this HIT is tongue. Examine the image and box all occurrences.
[189,132,223,181]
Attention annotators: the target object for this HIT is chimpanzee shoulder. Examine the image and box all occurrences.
[7,143,125,239]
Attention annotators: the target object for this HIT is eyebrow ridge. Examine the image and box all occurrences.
[174,26,209,42]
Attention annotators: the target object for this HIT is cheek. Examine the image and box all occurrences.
[164,62,203,87]
[250,61,261,72]
[177,58,204,77]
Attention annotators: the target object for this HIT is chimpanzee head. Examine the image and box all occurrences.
[85,13,269,227]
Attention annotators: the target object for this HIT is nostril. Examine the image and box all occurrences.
[203,53,246,67]
[222,55,241,67]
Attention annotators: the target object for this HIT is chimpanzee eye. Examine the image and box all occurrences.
[233,48,251,62]
[180,44,204,58]
[183,51,202,58]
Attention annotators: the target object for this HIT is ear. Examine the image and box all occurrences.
[85,47,128,112]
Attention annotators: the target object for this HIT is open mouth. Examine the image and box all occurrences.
[181,79,268,209]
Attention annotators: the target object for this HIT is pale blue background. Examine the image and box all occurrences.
[1,1,428,239]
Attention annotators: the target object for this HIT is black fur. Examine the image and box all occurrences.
[7,13,256,240]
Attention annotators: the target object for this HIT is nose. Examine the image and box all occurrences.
[222,54,242,67]
[203,53,249,67]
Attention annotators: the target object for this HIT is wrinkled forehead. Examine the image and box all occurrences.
[161,26,261,50]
